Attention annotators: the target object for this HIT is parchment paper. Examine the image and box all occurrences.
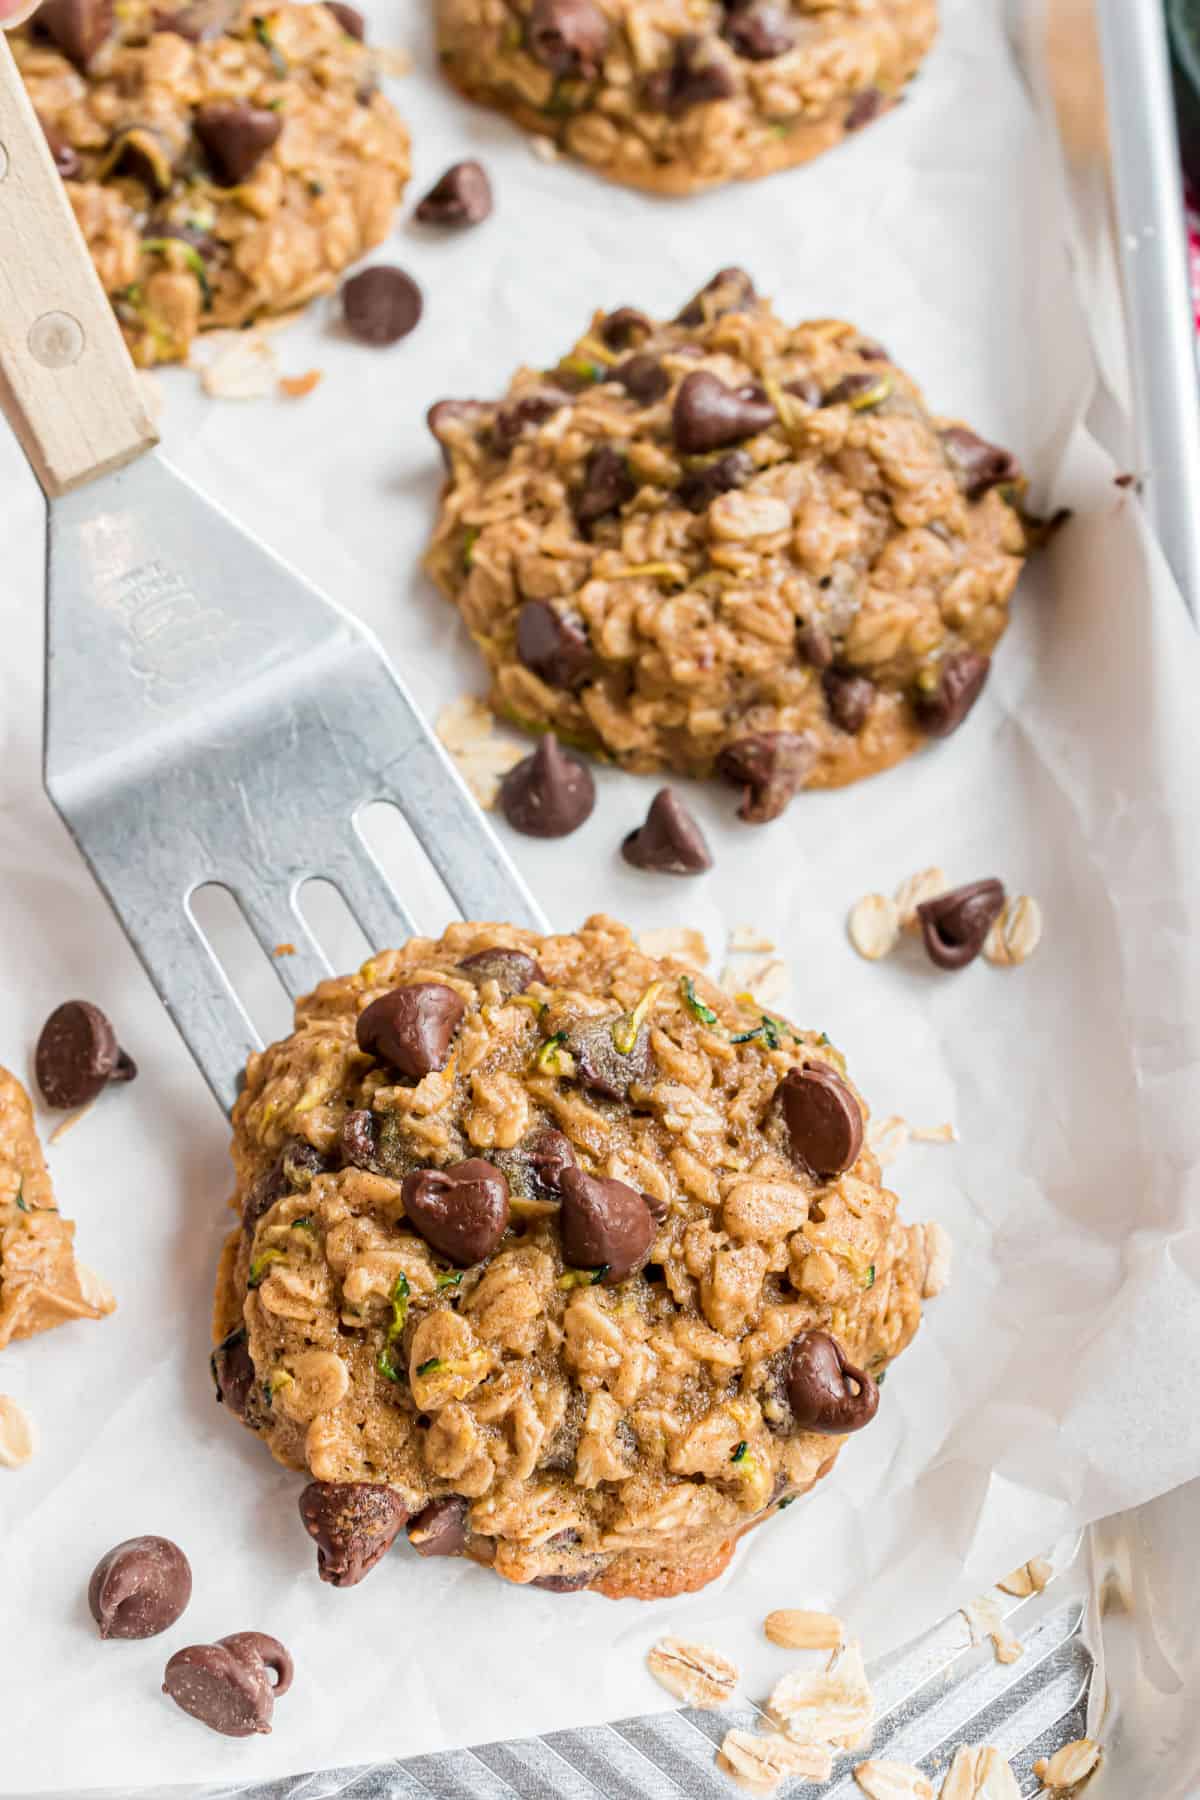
[3,0,1200,1789]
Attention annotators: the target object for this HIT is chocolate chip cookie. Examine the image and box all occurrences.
[212,916,931,1599]
[434,0,936,194]
[425,271,1034,815]
[13,0,411,366]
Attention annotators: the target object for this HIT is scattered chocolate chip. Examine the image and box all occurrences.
[779,1063,863,1178]
[341,265,423,346]
[493,387,571,451]
[325,0,364,36]
[575,444,635,530]
[558,1168,655,1284]
[822,668,876,733]
[675,266,757,326]
[941,426,1021,499]
[531,1569,594,1592]
[525,1128,576,1196]
[500,735,595,838]
[622,788,712,875]
[89,1537,192,1640]
[845,86,885,132]
[154,0,238,40]
[672,370,774,454]
[784,374,822,408]
[676,448,753,512]
[402,1159,511,1265]
[162,1633,292,1737]
[567,1015,652,1100]
[914,649,990,738]
[716,731,814,822]
[527,0,609,77]
[786,1331,879,1433]
[515,600,595,691]
[797,622,834,668]
[644,33,735,113]
[39,118,81,179]
[210,1325,257,1417]
[601,307,652,350]
[614,353,669,404]
[356,983,466,1079]
[722,2,794,59]
[917,878,1005,971]
[339,1108,378,1170]
[35,0,112,68]
[194,101,281,187]
[298,1481,407,1587]
[407,1495,469,1558]
[35,1000,136,1109]
[458,947,544,995]
[822,371,889,408]
[415,160,493,227]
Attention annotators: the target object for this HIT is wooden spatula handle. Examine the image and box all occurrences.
[0,33,157,497]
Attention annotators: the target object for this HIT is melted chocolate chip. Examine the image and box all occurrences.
[427,398,489,468]
[941,426,1022,499]
[917,878,1005,971]
[797,622,834,668]
[525,1128,576,1196]
[575,444,635,530]
[493,388,571,451]
[672,371,775,454]
[822,668,876,734]
[155,0,238,40]
[784,374,823,408]
[415,160,493,227]
[527,0,609,77]
[675,267,757,326]
[644,34,735,113]
[210,1326,257,1418]
[531,1569,594,1591]
[356,983,466,1079]
[722,2,794,59]
[162,1633,292,1737]
[194,101,281,187]
[458,947,544,995]
[558,1168,655,1283]
[339,1109,379,1170]
[914,649,990,738]
[614,353,669,404]
[401,1159,511,1265]
[407,1495,469,1558]
[35,1000,136,1109]
[676,448,753,512]
[786,1331,879,1433]
[601,307,652,350]
[845,86,885,131]
[341,266,423,346]
[89,1537,192,1640]
[567,1015,652,1100]
[500,736,596,838]
[325,0,364,37]
[621,788,712,875]
[779,1063,863,1178]
[515,600,595,691]
[36,0,112,69]
[298,1481,407,1587]
[717,732,814,822]
[822,371,889,408]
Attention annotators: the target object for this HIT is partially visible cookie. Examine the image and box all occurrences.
[14,0,411,366]
[0,1067,115,1348]
[425,271,1033,813]
[214,914,928,1599]
[434,0,937,194]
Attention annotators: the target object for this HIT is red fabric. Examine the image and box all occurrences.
[1187,180,1200,328]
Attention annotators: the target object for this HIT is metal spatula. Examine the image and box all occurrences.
[0,35,544,1115]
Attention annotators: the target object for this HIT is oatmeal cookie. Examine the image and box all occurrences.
[0,1067,114,1347]
[213,915,929,1598]
[14,0,411,366]
[435,0,936,194]
[425,270,1032,814]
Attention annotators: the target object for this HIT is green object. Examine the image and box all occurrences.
[377,1271,411,1382]
[416,1357,443,1377]
[436,1271,463,1290]
[730,1441,748,1464]
[1170,0,1200,189]
[247,1247,286,1288]
[679,975,719,1028]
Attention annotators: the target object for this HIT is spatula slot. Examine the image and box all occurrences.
[189,881,296,1048]
[355,799,462,939]
[297,878,373,978]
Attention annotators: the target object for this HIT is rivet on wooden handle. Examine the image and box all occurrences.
[0,34,158,498]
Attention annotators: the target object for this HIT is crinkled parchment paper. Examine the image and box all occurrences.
[2,0,1199,1789]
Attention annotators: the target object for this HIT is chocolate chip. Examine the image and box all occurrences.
[822,371,888,408]
[341,266,423,346]
[567,1016,652,1100]
[675,266,756,326]
[672,371,774,454]
[575,444,635,530]
[89,1537,192,1640]
[644,34,736,112]
[676,448,753,512]
[914,649,990,738]
[525,1128,576,1196]
[622,788,712,875]
[941,426,1021,500]
[531,1570,594,1591]
[515,601,595,691]
[415,160,493,227]
[194,101,282,186]
[717,732,814,822]
[39,118,81,179]
[298,1481,407,1587]
[210,1326,257,1418]
[784,374,822,407]
[822,668,876,733]
[722,3,794,59]
[601,307,652,350]
[402,1159,511,1265]
[162,1633,292,1737]
[493,387,571,451]
[500,736,595,838]
[458,947,544,995]
[527,0,609,77]
[340,1108,379,1170]
[559,1168,655,1284]
[325,0,364,36]
[35,1000,136,1109]
[36,0,112,69]
[427,398,489,468]
[407,1495,469,1558]
[797,622,834,668]
[917,878,1005,971]
[786,1331,879,1434]
[613,353,668,405]
[243,1139,328,1233]
[356,983,465,1079]
[154,0,238,39]
[779,1063,863,1178]
[845,86,885,131]
[857,339,890,361]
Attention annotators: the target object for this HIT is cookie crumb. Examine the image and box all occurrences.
[938,1745,1021,1798]
[646,1637,738,1709]
[200,332,279,400]
[638,927,710,966]
[1033,1740,1101,1789]
[848,894,900,961]
[917,1221,953,1298]
[997,1555,1053,1597]
[0,1395,35,1468]
[855,1760,935,1799]
[768,1639,873,1747]
[274,943,297,958]
[910,1121,957,1144]
[764,1608,843,1650]
[280,369,323,398]
[984,895,1043,967]
[962,1594,1023,1665]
